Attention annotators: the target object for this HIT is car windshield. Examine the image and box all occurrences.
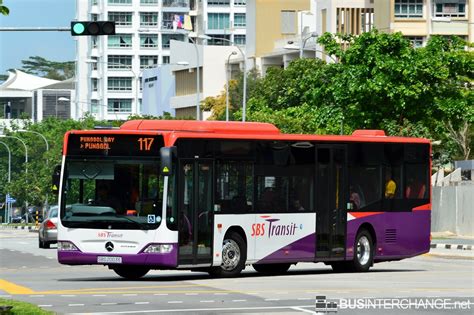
[60,159,163,230]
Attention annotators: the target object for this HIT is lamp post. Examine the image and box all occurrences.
[188,35,212,120]
[0,141,11,223]
[284,43,338,63]
[298,11,314,58]
[226,51,238,121]
[0,134,29,223]
[203,36,247,122]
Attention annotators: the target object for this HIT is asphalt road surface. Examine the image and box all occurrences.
[0,229,473,314]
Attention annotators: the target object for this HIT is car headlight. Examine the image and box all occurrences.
[58,241,79,251]
[143,244,173,254]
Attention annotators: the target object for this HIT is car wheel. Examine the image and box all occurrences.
[209,231,246,278]
[38,238,44,249]
[43,241,51,249]
[253,263,291,274]
[112,266,149,280]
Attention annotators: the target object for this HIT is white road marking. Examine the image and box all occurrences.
[101,303,117,306]
[123,294,137,296]
[61,295,77,297]
[185,293,198,296]
[38,305,53,307]
[29,295,45,297]
[199,300,215,303]
[168,301,183,304]
[93,295,106,297]
[135,302,150,305]
[291,306,317,314]
[65,305,317,314]
[265,298,280,301]
[68,304,85,307]
[232,299,247,302]
[214,293,228,295]
[154,293,169,296]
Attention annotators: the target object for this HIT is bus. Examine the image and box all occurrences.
[56,120,431,279]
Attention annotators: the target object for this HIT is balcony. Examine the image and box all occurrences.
[162,0,190,8]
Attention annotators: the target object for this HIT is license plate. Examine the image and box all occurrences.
[97,256,122,264]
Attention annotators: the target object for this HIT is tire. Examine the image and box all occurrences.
[43,241,51,249]
[112,266,150,280]
[352,229,374,272]
[253,263,291,275]
[330,262,350,273]
[38,238,44,249]
[209,231,246,278]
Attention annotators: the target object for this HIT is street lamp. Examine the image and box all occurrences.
[188,34,212,120]
[284,42,338,63]
[0,141,11,223]
[203,35,248,122]
[298,11,314,58]
[226,51,238,121]
[17,130,49,153]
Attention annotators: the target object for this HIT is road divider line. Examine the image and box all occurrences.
[0,279,35,294]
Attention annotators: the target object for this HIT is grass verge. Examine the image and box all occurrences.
[0,298,53,314]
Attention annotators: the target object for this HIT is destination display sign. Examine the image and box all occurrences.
[67,134,164,157]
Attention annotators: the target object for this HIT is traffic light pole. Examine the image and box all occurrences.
[0,27,71,31]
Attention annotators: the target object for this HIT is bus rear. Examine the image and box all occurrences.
[56,131,176,279]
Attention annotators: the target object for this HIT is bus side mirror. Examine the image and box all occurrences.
[52,165,61,195]
[160,146,177,176]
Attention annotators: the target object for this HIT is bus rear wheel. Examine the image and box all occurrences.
[253,263,291,274]
[209,231,246,278]
[112,266,149,280]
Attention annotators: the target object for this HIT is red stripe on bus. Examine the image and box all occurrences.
[348,212,383,219]
[412,204,431,211]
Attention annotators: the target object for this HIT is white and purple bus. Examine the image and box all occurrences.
[56,120,431,279]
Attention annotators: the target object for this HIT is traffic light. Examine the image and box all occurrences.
[71,21,115,36]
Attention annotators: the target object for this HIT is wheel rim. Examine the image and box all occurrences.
[221,239,240,271]
[357,236,371,266]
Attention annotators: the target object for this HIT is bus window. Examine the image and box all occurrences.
[215,162,253,213]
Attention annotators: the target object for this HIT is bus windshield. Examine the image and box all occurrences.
[61,158,163,230]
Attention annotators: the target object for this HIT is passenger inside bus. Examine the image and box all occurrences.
[384,171,397,199]
[95,181,122,214]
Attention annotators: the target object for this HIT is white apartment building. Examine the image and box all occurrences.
[75,0,246,121]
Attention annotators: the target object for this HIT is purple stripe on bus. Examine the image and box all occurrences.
[346,211,431,260]
[256,233,316,263]
[58,243,178,267]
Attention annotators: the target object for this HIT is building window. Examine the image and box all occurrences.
[140,56,159,69]
[141,0,158,4]
[108,99,132,113]
[208,35,230,46]
[108,77,133,91]
[162,34,185,48]
[140,34,158,48]
[208,0,230,6]
[108,55,132,69]
[91,36,98,48]
[108,12,132,26]
[108,0,132,4]
[233,13,246,28]
[281,10,296,34]
[162,0,189,7]
[90,100,99,114]
[90,57,98,70]
[91,14,99,21]
[108,35,132,48]
[140,12,158,27]
[162,12,185,29]
[234,34,246,45]
[394,0,423,18]
[92,78,98,92]
[234,0,246,6]
[208,13,230,30]
[91,0,98,5]
[434,0,466,18]
[162,56,170,64]
[405,36,424,48]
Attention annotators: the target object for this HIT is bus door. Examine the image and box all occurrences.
[315,146,347,260]
[177,159,214,266]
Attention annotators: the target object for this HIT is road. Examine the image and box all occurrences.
[0,229,473,314]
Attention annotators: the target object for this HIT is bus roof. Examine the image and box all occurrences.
[119,120,430,145]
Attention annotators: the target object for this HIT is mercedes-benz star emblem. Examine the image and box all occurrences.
[105,242,114,252]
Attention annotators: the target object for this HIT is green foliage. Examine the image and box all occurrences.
[19,56,75,80]
[0,298,53,314]
[0,0,9,15]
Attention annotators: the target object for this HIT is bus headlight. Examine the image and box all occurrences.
[58,241,79,251]
[143,244,174,254]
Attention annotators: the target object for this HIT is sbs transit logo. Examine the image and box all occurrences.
[251,216,303,238]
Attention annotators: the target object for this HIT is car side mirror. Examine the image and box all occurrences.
[160,146,177,176]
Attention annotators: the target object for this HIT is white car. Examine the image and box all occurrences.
[38,206,58,249]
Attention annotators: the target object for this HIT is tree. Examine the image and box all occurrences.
[0,0,9,16]
[19,56,75,80]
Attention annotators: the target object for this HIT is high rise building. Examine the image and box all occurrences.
[75,0,246,120]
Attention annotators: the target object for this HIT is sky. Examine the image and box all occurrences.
[0,0,76,75]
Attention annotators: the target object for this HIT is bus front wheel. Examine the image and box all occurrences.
[112,266,149,280]
[209,231,246,278]
[331,229,374,273]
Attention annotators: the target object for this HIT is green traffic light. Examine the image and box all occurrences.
[73,23,85,34]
